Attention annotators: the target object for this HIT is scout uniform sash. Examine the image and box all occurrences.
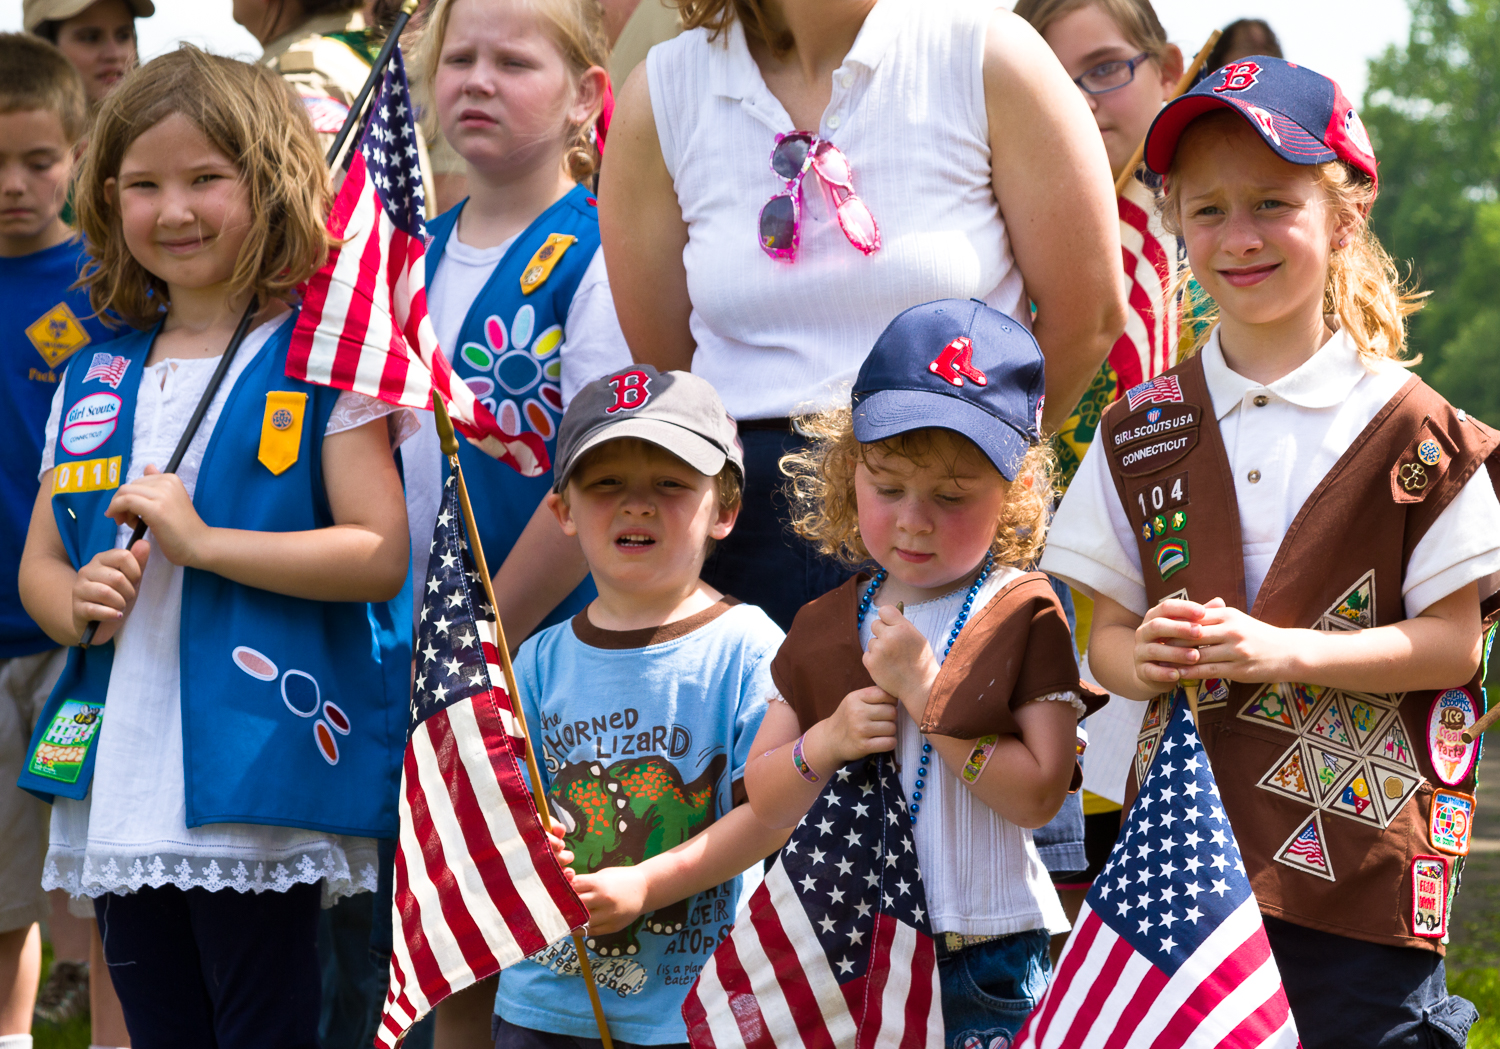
[1100,351,1500,951]
[426,183,602,633]
[20,315,411,840]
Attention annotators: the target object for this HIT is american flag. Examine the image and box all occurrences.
[1125,374,1185,410]
[1015,700,1299,1049]
[1112,176,1182,394]
[377,475,588,1047]
[683,755,942,1049]
[286,49,549,478]
[82,352,130,389]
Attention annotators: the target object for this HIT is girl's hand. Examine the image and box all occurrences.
[863,605,940,721]
[571,865,650,935]
[816,686,898,765]
[545,823,575,881]
[71,541,151,645]
[1180,598,1293,684]
[1133,596,1212,686]
[105,465,211,568]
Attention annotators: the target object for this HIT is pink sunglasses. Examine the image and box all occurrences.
[758,131,881,262]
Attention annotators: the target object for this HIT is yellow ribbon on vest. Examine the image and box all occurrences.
[519,234,577,295]
[258,392,307,476]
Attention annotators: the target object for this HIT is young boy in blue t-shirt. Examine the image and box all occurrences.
[493,366,789,1049]
[0,33,119,1037]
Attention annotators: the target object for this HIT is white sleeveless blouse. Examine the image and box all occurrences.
[647,0,1027,420]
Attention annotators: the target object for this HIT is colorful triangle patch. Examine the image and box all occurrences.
[1275,812,1336,881]
[1323,570,1376,630]
[1324,761,1382,826]
[1257,743,1313,803]
[1306,695,1352,748]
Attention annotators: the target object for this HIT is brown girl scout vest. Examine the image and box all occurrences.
[1102,353,1500,952]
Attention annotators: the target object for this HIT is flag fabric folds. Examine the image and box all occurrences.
[1015,699,1300,1049]
[683,755,942,1049]
[377,475,588,1047]
[286,48,549,478]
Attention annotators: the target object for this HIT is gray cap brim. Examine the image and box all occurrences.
[553,418,730,492]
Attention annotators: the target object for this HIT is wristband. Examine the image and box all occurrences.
[961,735,999,784]
[792,733,820,783]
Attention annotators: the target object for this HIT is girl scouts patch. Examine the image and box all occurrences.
[27,700,103,784]
[1411,855,1449,938]
[1429,789,1475,855]
[520,233,577,295]
[1156,539,1190,580]
[60,393,121,456]
[258,392,307,476]
[1427,687,1479,785]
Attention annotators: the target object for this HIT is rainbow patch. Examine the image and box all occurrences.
[1156,539,1190,580]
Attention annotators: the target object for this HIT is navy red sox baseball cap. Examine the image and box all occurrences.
[852,299,1044,481]
[1145,56,1379,192]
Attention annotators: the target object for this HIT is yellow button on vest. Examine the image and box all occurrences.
[258,391,307,476]
[1253,395,1269,407]
[519,233,577,296]
[1248,470,1262,483]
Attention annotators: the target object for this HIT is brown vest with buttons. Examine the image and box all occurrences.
[1101,353,1500,952]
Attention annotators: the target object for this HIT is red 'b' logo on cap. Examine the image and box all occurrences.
[605,370,652,413]
[1215,61,1262,92]
[929,337,987,388]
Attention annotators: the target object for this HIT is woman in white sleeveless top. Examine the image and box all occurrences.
[600,0,1123,633]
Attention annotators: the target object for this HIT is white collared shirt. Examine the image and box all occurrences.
[646,0,1028,419]
[1042,328,1500,618]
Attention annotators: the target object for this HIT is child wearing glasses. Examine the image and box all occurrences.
[744,300,1103,1049]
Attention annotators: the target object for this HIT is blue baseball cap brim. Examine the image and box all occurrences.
[1146,94,1335,174]
[852,388,1031,482]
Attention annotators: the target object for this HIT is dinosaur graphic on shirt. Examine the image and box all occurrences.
[551,752,726,958]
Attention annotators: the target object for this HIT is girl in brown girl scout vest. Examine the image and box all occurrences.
[743,300,1106,1049]
[1042,56,1500,1048]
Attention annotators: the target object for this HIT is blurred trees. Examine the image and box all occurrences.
[1364,0,1500,422]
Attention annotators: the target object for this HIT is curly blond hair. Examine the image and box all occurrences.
[781,406,1056,570]
[76,47,332,330]
[1161,111,1425,366]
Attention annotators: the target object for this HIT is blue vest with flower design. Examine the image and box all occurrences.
[18,314,410,840]
[426,184,601,632]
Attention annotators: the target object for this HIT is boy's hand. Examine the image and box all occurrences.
[863,605,940,721]
[72,541,150,644]
[545,823,575,881]
[1180,598,1292,684]
[815,685,898,765]
[105,466,210,568]
[571,865,650,935]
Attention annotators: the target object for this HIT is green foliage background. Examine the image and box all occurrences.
[1364,0,1500,423]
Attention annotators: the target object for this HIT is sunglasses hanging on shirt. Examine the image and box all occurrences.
[758,131,881,262]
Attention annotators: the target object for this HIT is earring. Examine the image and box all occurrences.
[1338,236,1349,248]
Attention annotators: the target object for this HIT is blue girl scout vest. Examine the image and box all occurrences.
[426,183,600,632]
[19,314,411,839]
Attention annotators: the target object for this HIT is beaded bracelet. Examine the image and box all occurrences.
[960,734,999,784]
[792,733,820,783]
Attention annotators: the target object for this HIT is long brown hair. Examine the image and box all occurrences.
[76,46,332,329]
[671,0,792,55]
[1012,0,1169,61]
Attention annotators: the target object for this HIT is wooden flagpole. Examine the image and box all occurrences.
[432,394,615,1049]
[1182,679,1201,730]
[1113,30,1223,197]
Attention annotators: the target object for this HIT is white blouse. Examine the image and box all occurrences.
[647,0,1027,420]
[38,315,414,903]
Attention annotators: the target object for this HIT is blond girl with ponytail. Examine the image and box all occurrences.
[404,0,632,646]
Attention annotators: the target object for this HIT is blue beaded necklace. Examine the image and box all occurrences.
[858,551,995,825]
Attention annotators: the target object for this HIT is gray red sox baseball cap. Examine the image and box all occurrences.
[552,365,745,492]
[1145,55,1379,192]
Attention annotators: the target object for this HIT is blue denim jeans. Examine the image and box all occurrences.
[938,928,1051,1049]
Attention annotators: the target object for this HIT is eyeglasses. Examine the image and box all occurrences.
[758,131,881,262]
[1073,52,1152,95]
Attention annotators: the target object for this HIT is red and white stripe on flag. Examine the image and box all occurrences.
[1015,899,1299,1049]
[1111,177,1182,393]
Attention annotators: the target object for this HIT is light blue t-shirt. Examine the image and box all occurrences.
[494,598,783,1044]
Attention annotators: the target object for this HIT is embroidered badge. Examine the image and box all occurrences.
[928,336,988,388]
[1124,374,1183,409]
[1114,413,1200,477]
[1320,570,1375,631]
[232,645,278,682]
[301,94,351,134]
[1155,539,1189,580]
[1170,509,1187,531]
[82,352,131,390]
[1328,766,1379,823]
[1130,472,1189,524]
[1411,855,1449,938]
[1428,688,1480,785]
[27,700,103,784]
[1418,439,1442,466]
[1430,789,1475,856]
[1111,402,1198,451]
[25,302,90,369]
[60,392,122,457]
[51,455,122,496]
[1214,61,1263,92]
[520,233,578,295]
[1151,515,1167,539]
[258,392,307,476]
[1274,812,1335,881]
[1257,746,1312,802]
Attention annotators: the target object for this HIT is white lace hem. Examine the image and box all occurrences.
[1030,690,1088,718]
[42,839,380,908]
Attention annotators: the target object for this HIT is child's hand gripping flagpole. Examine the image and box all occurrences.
[431,392,616,1049]
[1112,30,1223,197]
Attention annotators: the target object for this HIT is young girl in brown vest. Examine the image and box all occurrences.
[1043,56,1500,1047]
[744,299,1101,1049]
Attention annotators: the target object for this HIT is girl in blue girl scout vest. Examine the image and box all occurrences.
[404,0,631,641]
[15,49,412,1043]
